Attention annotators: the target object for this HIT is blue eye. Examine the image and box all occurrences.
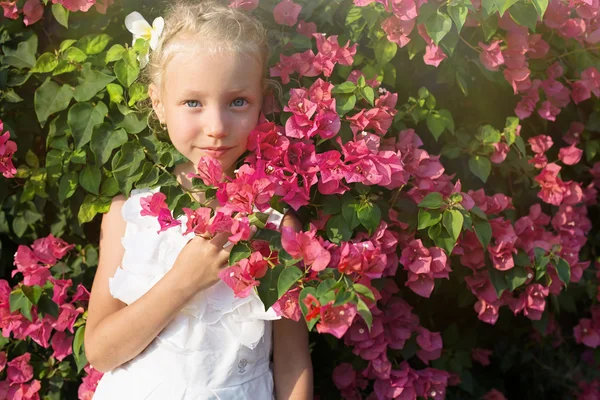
[185,100,201,108]
[231,98,248,107]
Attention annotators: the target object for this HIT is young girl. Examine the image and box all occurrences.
[84,1,313,398]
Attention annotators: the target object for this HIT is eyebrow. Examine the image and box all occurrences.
[180,88,253,98]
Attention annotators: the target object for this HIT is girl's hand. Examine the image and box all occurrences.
[172,232,234,291]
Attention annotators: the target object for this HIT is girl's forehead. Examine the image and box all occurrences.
[162,45,263,92]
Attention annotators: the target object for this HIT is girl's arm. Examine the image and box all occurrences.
[273,212,314,400]
[84,196,231,373]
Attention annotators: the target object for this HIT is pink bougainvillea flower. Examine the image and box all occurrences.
[140,192,168,217]
[78,365,104,400]
[53,0,95,12]
[574,318,600,348]
[472,348,493,366]
[7,353,33,385]
[504,67,532,94]
[296,19,317,37]
[219,264,260,298]
[281,226,331,271]
[31,234,74,265]
[273,0,301,26]
[479,40,505,71]
[0,129,17,178]
[528,134,554,154]
[51,331,73,361]
[228,0,259,10]
[490,142,509,164]
[0,1,18,19]
[558,144,583,165]
[272,287,302,321]
[7,379,41,400]
[93,0,113,14]
[482,389,508,400]
[157,208,182,233]
[192,156,224,186]
[382,15,415,48]
[475,298,500,325]
[182,207,212,236]
[537,99,561,121]
[416,328,443,364]
[315,301,357,338]
[22,0,43,25]
[535,163,567,205]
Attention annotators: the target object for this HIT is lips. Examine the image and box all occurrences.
[199,147,233,158]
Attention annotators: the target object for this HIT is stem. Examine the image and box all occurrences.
[389,184,405,207]
[550,46,600,62]
[459,34,481,53]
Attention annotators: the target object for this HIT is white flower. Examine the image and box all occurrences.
[125,12,164,51]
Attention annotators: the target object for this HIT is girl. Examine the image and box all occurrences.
[84,1,313,399]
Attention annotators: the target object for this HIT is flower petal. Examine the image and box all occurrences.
[125,11,151,36]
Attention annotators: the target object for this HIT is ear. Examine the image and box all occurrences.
[148,83,165,124]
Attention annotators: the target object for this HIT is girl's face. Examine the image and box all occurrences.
[150,43,264,178]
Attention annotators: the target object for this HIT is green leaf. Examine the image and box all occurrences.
[362,86,375,106]
[332,81,357,94]
[326,214,353,244]
[433,229,456,255]
[357,202,381,234]
[342,195,361,230]
[128,82,149,106]
[78,195,111,224]
[504,116,519,145]
[418,192,444,209]
[2,34,37,69]
[31,53,59,73]
[443,209,463,240]
[106,44,126,63]
[37,295,59,319]
[469,155,491,183]
[64,47,87,63]
[418,209,442,230]
[425,11,453,45]
[114,50,140,88]
[335,94,356,116]
[229,243,252,265]
[73,326,88,373]
[509,2,538,32]
[91,124,127,166]
[258,264,285,311]
[357,298,373,330]
[487,265,508,298]
[59,39,77,52]
[34,80,73,127]
[482,0,498,15]
[277,266,303,298]
[9,290,33,321]
[58,171,78,203]
[353,283,375,301]
[76,34,111,55]
[426,112,446,140]
[481,14,499,40]
[74,64,116,102]
[374,38,397,65]
[22,285,43,305]
[473,218,492,249]
[79,165,101,195]
[506,267,529,291]
[439,109,455,134]
[51,3,69,28]
[448,4,468,32]
[68,102,108,149]
[107,83,124,104]
[554,257,571,286]
[494,0,520,16]
[532,0,549,18]
[479,125,501,144]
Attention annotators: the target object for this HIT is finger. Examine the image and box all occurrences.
[208,231,232,248]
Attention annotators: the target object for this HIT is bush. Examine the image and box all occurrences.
[0,0,599,399]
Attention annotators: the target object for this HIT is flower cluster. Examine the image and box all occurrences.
[0,235,98,399]
[0,121,17,179]
[0,0,113,25]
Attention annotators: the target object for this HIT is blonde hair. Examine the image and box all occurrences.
[147,0,270,91]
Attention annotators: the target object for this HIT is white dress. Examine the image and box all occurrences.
[92,188,283,400]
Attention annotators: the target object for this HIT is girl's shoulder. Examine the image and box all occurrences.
[120,187,160,225]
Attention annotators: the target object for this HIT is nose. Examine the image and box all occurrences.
[204,106,229,139]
